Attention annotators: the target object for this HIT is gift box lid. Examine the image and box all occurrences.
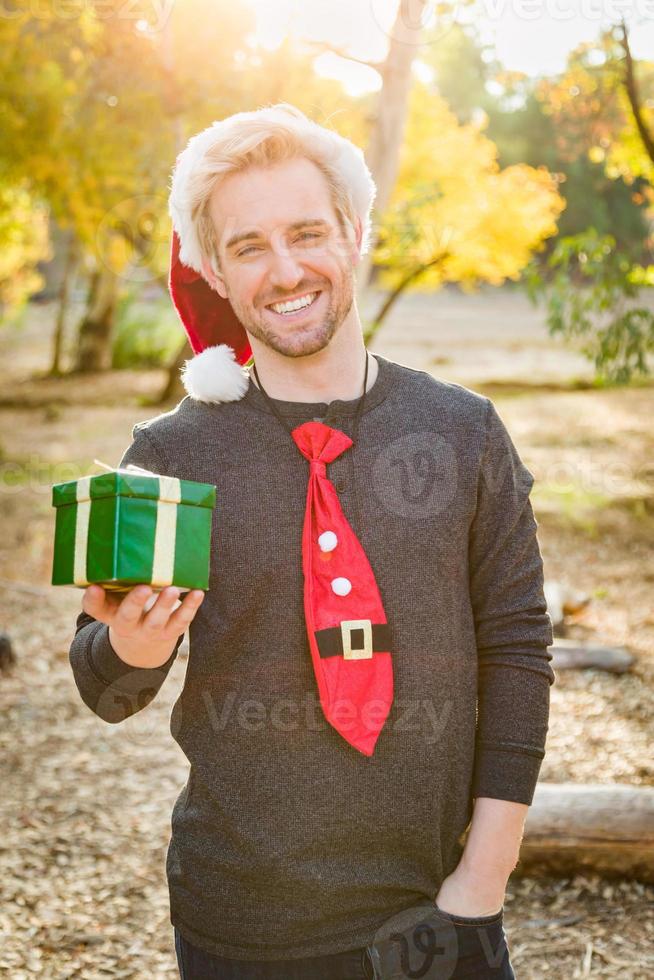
[52,464,216,509]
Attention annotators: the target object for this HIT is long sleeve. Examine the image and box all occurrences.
[468,399,555,805]
[67,425,185,724]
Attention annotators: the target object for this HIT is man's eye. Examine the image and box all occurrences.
[237,232,322,257]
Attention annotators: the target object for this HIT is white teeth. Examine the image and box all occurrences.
[270,291,317,315]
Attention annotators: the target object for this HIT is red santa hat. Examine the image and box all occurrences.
[166,105,376,405]
[168,229,252,405]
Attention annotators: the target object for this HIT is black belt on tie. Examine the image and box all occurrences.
[314,621,393,659]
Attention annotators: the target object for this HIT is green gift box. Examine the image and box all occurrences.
[51,463,216,592]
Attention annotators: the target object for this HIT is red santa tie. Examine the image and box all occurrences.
[291,420,393,756]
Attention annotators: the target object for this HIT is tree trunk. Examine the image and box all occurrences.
[513,783,654,882]
[364,254,449,344]
[356,0,429,303]
[49,232,78,376]
[159,336,193,404]
[74,262,120,372]
[619,19,654,167]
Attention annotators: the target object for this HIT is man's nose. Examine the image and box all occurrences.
[267,247,305,290]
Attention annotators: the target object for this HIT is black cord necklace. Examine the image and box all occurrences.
[251,349,370,447]
[251,350,370,536]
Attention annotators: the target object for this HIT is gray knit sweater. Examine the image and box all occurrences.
[68,352,555,960]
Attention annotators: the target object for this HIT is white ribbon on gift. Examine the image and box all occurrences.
[150,476,182,587]
[73,476,92,587]
[73,463,182,588]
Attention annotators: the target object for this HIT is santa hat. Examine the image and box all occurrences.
[167,106,376,405]
[168,229,252,405]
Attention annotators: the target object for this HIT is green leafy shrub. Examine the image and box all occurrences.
[523,227,654,384]
[111,292,183,369]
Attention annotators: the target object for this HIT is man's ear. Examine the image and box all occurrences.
[200,256,228,299]
[350,216,364,267]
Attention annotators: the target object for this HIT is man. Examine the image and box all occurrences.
[69,103,555,979]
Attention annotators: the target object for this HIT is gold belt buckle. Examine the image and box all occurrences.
[341,619,373,660]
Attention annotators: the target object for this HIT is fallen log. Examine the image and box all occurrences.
[514,783,654,882]
[549,639,634,674]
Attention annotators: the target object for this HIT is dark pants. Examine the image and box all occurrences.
[174,916,516,979]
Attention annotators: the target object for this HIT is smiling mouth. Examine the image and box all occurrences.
[265,291,323,318]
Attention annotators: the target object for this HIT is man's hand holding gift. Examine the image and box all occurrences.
[82,584,205,669]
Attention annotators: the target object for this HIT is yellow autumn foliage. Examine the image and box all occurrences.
[0,184,51,308]
[536,36,654,190]
[375,82,566,293]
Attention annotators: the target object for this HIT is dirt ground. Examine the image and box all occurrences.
[1,288,653,978]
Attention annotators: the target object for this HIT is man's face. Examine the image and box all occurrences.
[202,157,362,359]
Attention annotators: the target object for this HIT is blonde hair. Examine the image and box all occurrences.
[168,103,377,277]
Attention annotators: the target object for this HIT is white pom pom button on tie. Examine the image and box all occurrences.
[318,530,338,552]
[331,577,352,597]
[317,532,351,595]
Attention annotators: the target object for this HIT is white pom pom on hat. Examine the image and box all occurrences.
[179,342,250,405]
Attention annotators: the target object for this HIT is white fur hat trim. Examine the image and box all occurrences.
[168,105,377,276]
[180,344,250,404]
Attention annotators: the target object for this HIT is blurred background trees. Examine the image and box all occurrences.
[1,1,652,392]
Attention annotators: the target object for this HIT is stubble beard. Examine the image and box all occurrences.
[228,266,355,359]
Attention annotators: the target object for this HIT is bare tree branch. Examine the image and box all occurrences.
[300,39,385,70]
[618,18,654,165]
[365,252,450,344]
